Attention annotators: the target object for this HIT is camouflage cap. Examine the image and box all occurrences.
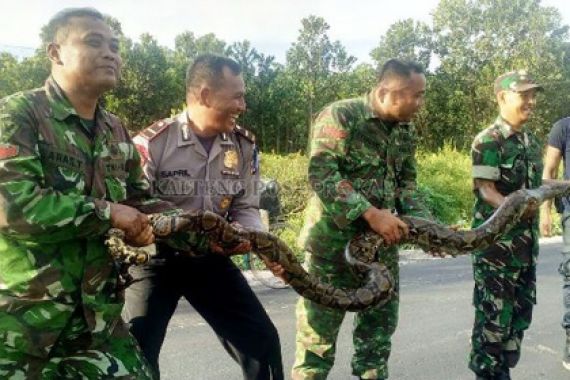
[494,70,543,94]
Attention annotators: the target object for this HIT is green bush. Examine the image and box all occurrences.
[261,152,309,257]
[260,152,310,215]
[416,144,473,226]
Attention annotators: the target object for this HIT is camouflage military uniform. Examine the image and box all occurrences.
[469,116,543,377]
[0,78,153,379]
[292,94,430,380]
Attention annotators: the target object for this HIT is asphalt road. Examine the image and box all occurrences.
[159,237,570,380]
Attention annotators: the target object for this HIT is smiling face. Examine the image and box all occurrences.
[203,66,246,134]
[48,16,122,95]
[373,71,426,122]
[498,88,538,129]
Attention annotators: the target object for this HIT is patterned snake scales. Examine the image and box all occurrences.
[105,182,570,312]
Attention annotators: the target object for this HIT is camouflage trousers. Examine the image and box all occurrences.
[469,233,537,377]
[292,248,399,380]
[560,212,570,330]
[0,306,153,380]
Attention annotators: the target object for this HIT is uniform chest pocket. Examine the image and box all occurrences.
[220,147,242,178]
[218,146,245,194]
[344,147,386,181]
[499,155,526,189]
[38,142,87,192]
[103,157,128,202]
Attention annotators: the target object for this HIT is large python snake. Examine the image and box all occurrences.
[105,182,570,312]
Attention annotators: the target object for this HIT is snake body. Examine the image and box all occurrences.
[107,210,394,311]
[106,182,570,311]
[348,182,570,264]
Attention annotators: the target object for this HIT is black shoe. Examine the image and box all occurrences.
[476,372,507,380]
[495,370,511,380]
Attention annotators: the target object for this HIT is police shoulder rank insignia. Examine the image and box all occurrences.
[0,144,19,160]
[234,125,256,144]
[139,119,172,141]
[224,149,239,169]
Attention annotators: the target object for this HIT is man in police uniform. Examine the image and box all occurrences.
[0,8,155,379]
[469,70,543,380]
[124,55,283,380]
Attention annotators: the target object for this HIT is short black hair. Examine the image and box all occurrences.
[41,7,105,45]
[377,59,424,84]
[186,54,242,94]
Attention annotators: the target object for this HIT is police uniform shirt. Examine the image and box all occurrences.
[133,111,263,231]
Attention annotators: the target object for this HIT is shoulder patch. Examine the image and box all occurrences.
[234,125,256,144]
[133,136,150,166]
[0,144,19,160]
[138,119,174,141]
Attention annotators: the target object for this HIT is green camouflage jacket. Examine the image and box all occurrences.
[0,78,149,358]
[300,94,430,261]
[471,116,543,238]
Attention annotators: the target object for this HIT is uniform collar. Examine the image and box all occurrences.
[177,111,196,146]
[45,76,113,128]
[364,92,378,120]
[178,111,234,159]
[494,116,527,139]
[178,111,233,145]
[364,92,411,129]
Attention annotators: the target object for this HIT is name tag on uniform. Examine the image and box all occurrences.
[160,169,191,178]
[222,169,240,176]
[41,146,85,171]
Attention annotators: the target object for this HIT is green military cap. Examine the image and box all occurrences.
[494,70,543,94]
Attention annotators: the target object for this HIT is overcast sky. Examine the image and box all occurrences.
[1,0,570,64]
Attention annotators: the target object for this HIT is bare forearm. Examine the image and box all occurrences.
[475,179,505,209]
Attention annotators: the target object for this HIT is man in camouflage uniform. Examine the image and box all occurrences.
[123,55,283,380]
[292,59,431,380]
[0,8,156,379]
[540,117,570,371]
[469,71,543,380]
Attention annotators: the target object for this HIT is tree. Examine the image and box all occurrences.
[286,16,357,149]
[228,40,259,82]
[427,0,570,149]
[105,34,178,131]
[0,51,49,98]
[227,41,305,153]
[370,19,432,70]
[0,53,19,98]
[170,32,228,100]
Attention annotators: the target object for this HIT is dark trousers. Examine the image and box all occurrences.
[123,247,283,380]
